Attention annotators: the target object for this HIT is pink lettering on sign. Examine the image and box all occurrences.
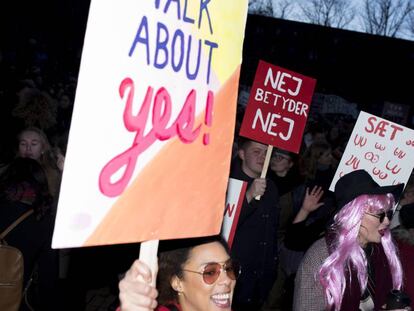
[354,134,367,147]
[345,154,360,169]
[364,152,379,164]
[372,167,388,180]
[203,95,214,145]
[386,160,401,175]
[364,116,403,141]
[394,147,406,159]
[99,77,214,197]
[374,142,386,151]
[406,139,414,146]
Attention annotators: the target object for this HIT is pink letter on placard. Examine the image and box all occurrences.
[99,78,156,197]
[99,77,212,197]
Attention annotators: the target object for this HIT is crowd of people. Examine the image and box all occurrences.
[117,167,414,311]
[1,36,414,311]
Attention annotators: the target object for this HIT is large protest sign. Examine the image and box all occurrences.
[330,111,414,191]
[52,0,248,248]
[239,60,316,153]
[221,178,247,249]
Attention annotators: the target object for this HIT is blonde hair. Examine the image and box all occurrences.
[18,127,61,198]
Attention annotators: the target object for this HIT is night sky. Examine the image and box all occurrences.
[2,1,413,123]
[1,0,91,73]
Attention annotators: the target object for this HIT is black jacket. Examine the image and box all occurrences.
[229,158,280,308]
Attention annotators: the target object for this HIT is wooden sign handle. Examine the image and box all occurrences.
[255,145,273,200]
[139,239,159,287]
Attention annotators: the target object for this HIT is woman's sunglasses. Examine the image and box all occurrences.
[182,259,241,285]
[366,210,394,223]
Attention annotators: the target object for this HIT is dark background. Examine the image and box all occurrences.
[1,3,413,309]
[1,2,413,124]
[240,14,414,124]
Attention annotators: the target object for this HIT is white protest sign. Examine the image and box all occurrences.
[221,178,247,249]
[52,0,249,248]
[330,111,414,191]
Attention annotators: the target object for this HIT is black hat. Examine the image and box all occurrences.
[334,169,404,209]
[273,148,291,156]
[272,148,298,161]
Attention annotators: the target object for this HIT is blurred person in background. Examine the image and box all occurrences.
[0,157,58,310]
[392,175,414,303]
[17,127,64,201]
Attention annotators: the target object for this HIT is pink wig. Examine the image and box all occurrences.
[318,194,402,311]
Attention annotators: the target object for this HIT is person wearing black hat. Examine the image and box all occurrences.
[293,169,406,311]
[392,176,414,308]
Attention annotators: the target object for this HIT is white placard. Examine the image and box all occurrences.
[52,0,248,248]
[330,111,414,191]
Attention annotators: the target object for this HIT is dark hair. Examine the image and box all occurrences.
[308,121,327,135]
[272,148,298,163]
[0,157,53,217]
[236,136,252,150]
[156,235,229,305]
[236,137,266,151]
[300,141,332,179]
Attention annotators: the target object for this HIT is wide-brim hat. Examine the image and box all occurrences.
[334,169,404,209]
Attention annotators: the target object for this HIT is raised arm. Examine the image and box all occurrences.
[293,186,324,224]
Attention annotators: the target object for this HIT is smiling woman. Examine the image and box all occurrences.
[118,236,238,311]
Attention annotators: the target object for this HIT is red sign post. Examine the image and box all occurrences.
[240,60,316,153]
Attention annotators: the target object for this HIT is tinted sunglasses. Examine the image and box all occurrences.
[182,259,241,285]
[366,210,394,223]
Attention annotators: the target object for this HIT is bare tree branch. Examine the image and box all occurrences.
[407,11,414,35]
[300,0,355,28]
[248,0,274,17]
[360,0,414,37]
[273,0,294,19]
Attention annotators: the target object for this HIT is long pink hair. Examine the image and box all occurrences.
[318,194,402,311]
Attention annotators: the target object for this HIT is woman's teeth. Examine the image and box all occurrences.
[211,293,231,308]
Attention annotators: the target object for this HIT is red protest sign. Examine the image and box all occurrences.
[239,60,316,153]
